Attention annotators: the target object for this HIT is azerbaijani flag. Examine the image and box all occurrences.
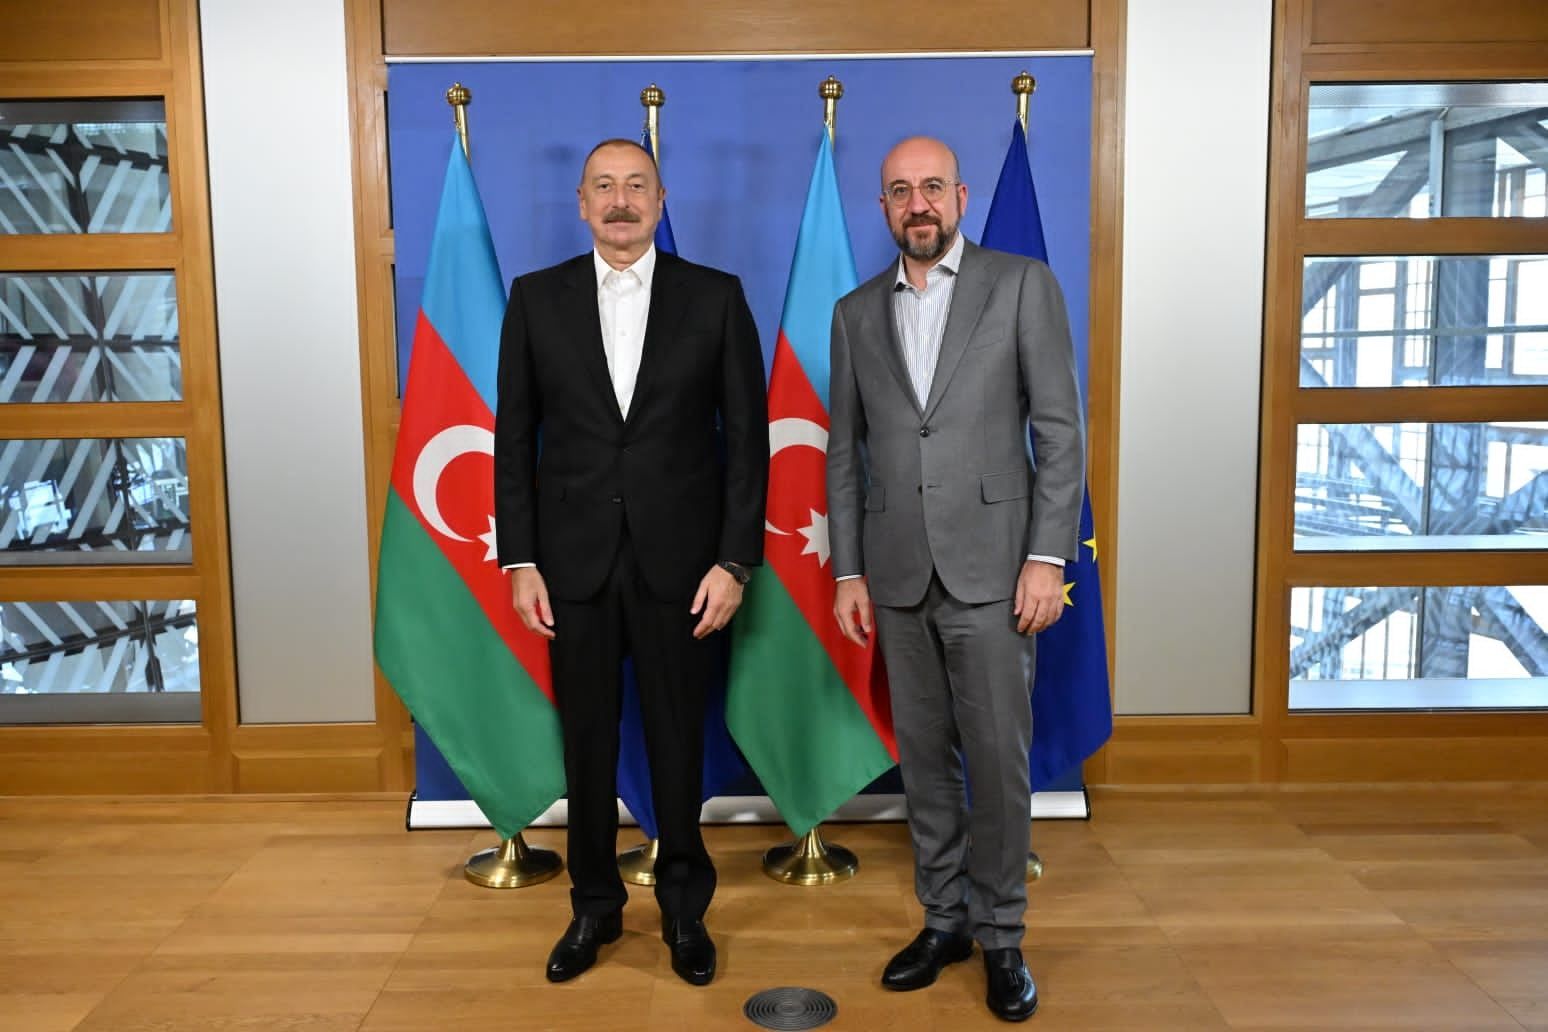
[374,138,565,840]
[726,131,895,838]
[981,120,1113,789]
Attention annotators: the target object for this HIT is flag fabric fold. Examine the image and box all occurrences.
[374,138,565,840]
[614,133,748,839]
[726,131,896,838]
[981,120,1113,790]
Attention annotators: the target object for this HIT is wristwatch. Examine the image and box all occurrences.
[717,560,751,585]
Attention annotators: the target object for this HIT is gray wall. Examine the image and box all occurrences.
[1115,0,1272,714]
[201,0,376,723]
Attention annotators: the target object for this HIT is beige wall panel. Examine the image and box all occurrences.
[382,0,1091,55]
[0,0,164,63]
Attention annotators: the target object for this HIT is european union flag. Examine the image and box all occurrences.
[981,120,1113,791]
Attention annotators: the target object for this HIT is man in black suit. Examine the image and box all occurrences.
[494,139,768,987]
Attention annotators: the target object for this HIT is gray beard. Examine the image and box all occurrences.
[896,223,956,262]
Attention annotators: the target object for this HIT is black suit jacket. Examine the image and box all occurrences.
[494,251,768,602]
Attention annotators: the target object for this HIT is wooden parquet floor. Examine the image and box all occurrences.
[1,784,1546,1030]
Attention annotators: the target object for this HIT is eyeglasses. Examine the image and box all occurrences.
[884,178,958,207]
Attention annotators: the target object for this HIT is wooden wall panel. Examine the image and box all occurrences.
[0,0,164,64]
[1284,737,1548,781]
[231,724,389,794]
[0,729,212,794]
[1309,0,1548,46]
[383,0,1090,56]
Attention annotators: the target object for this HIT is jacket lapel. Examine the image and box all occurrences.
[626,251,689,428]
[862,267,922,417]
[560,254,622,426]
[921,240,990,422]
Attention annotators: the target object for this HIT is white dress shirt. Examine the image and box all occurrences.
[595,245,656,419]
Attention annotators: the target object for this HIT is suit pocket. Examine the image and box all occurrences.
[865,484,886,512]
[981,469,1029,503]
[966,334,1004,353]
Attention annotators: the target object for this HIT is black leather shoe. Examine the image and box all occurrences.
[983,948,1038,1022]
[545,912,623,983]
[662,918,716,986]
[881,928,974,990]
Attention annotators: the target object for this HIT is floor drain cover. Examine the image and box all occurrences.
[743,986,837,1030]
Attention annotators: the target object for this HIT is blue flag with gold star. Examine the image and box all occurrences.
[982,120,1113,790]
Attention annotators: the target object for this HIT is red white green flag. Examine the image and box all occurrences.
[727,132,896,837]
[374,138,564,840]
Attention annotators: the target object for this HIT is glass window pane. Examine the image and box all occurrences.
[0,599,200,724]
[1301,256,1548,387]
[0,437,191,565]
[1289,585,1548,711]
[1307,83,1548,219]
[0,98,171,235]
[1295,422,1548,551]
[0,272,180,402]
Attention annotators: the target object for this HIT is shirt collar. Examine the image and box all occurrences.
[893,231,966,292]
[594,245,657,292]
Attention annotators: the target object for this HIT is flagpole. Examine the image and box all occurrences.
[446,82,471,158]
[1013,70,1035,138]
[615,81,670,889]
[819,75,842,145]
[761,75,860,887]
[642,83,663,164]
[436,81,563,890]
[1012,69,1044,884]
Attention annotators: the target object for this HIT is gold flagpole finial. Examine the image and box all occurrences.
[1012,71,1036,137]
[819,76,844,145]
[446,82,472,158]
[640,83,665,164]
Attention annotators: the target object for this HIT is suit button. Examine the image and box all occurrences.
[919,427,930,437]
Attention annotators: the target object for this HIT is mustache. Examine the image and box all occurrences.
[603,209,641,224]
[903,214,941,229]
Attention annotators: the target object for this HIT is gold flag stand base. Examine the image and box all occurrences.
[465,834,563,889]
[618,838,659,886]
[1026,850,1044,882]
[762,825,859,885]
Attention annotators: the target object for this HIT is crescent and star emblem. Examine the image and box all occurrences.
[766,417,831,567]
[412,424,500,562]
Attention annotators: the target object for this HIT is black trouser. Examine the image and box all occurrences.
[547,525,716,922]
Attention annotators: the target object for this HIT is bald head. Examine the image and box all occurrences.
[880,136,961,188]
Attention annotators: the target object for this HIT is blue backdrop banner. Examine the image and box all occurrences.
[387,55,1095,810]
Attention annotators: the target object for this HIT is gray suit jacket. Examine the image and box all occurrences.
[827,240,1086,608]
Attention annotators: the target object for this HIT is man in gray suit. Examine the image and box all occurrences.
[827,136,1085,1023]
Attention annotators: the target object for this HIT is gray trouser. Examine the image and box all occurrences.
[874,573,1034,950]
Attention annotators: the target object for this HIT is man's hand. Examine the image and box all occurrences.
[1014,560,1066,635]
[833,577,873,647]
[510,567,556,640]
[691,564,744,639]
